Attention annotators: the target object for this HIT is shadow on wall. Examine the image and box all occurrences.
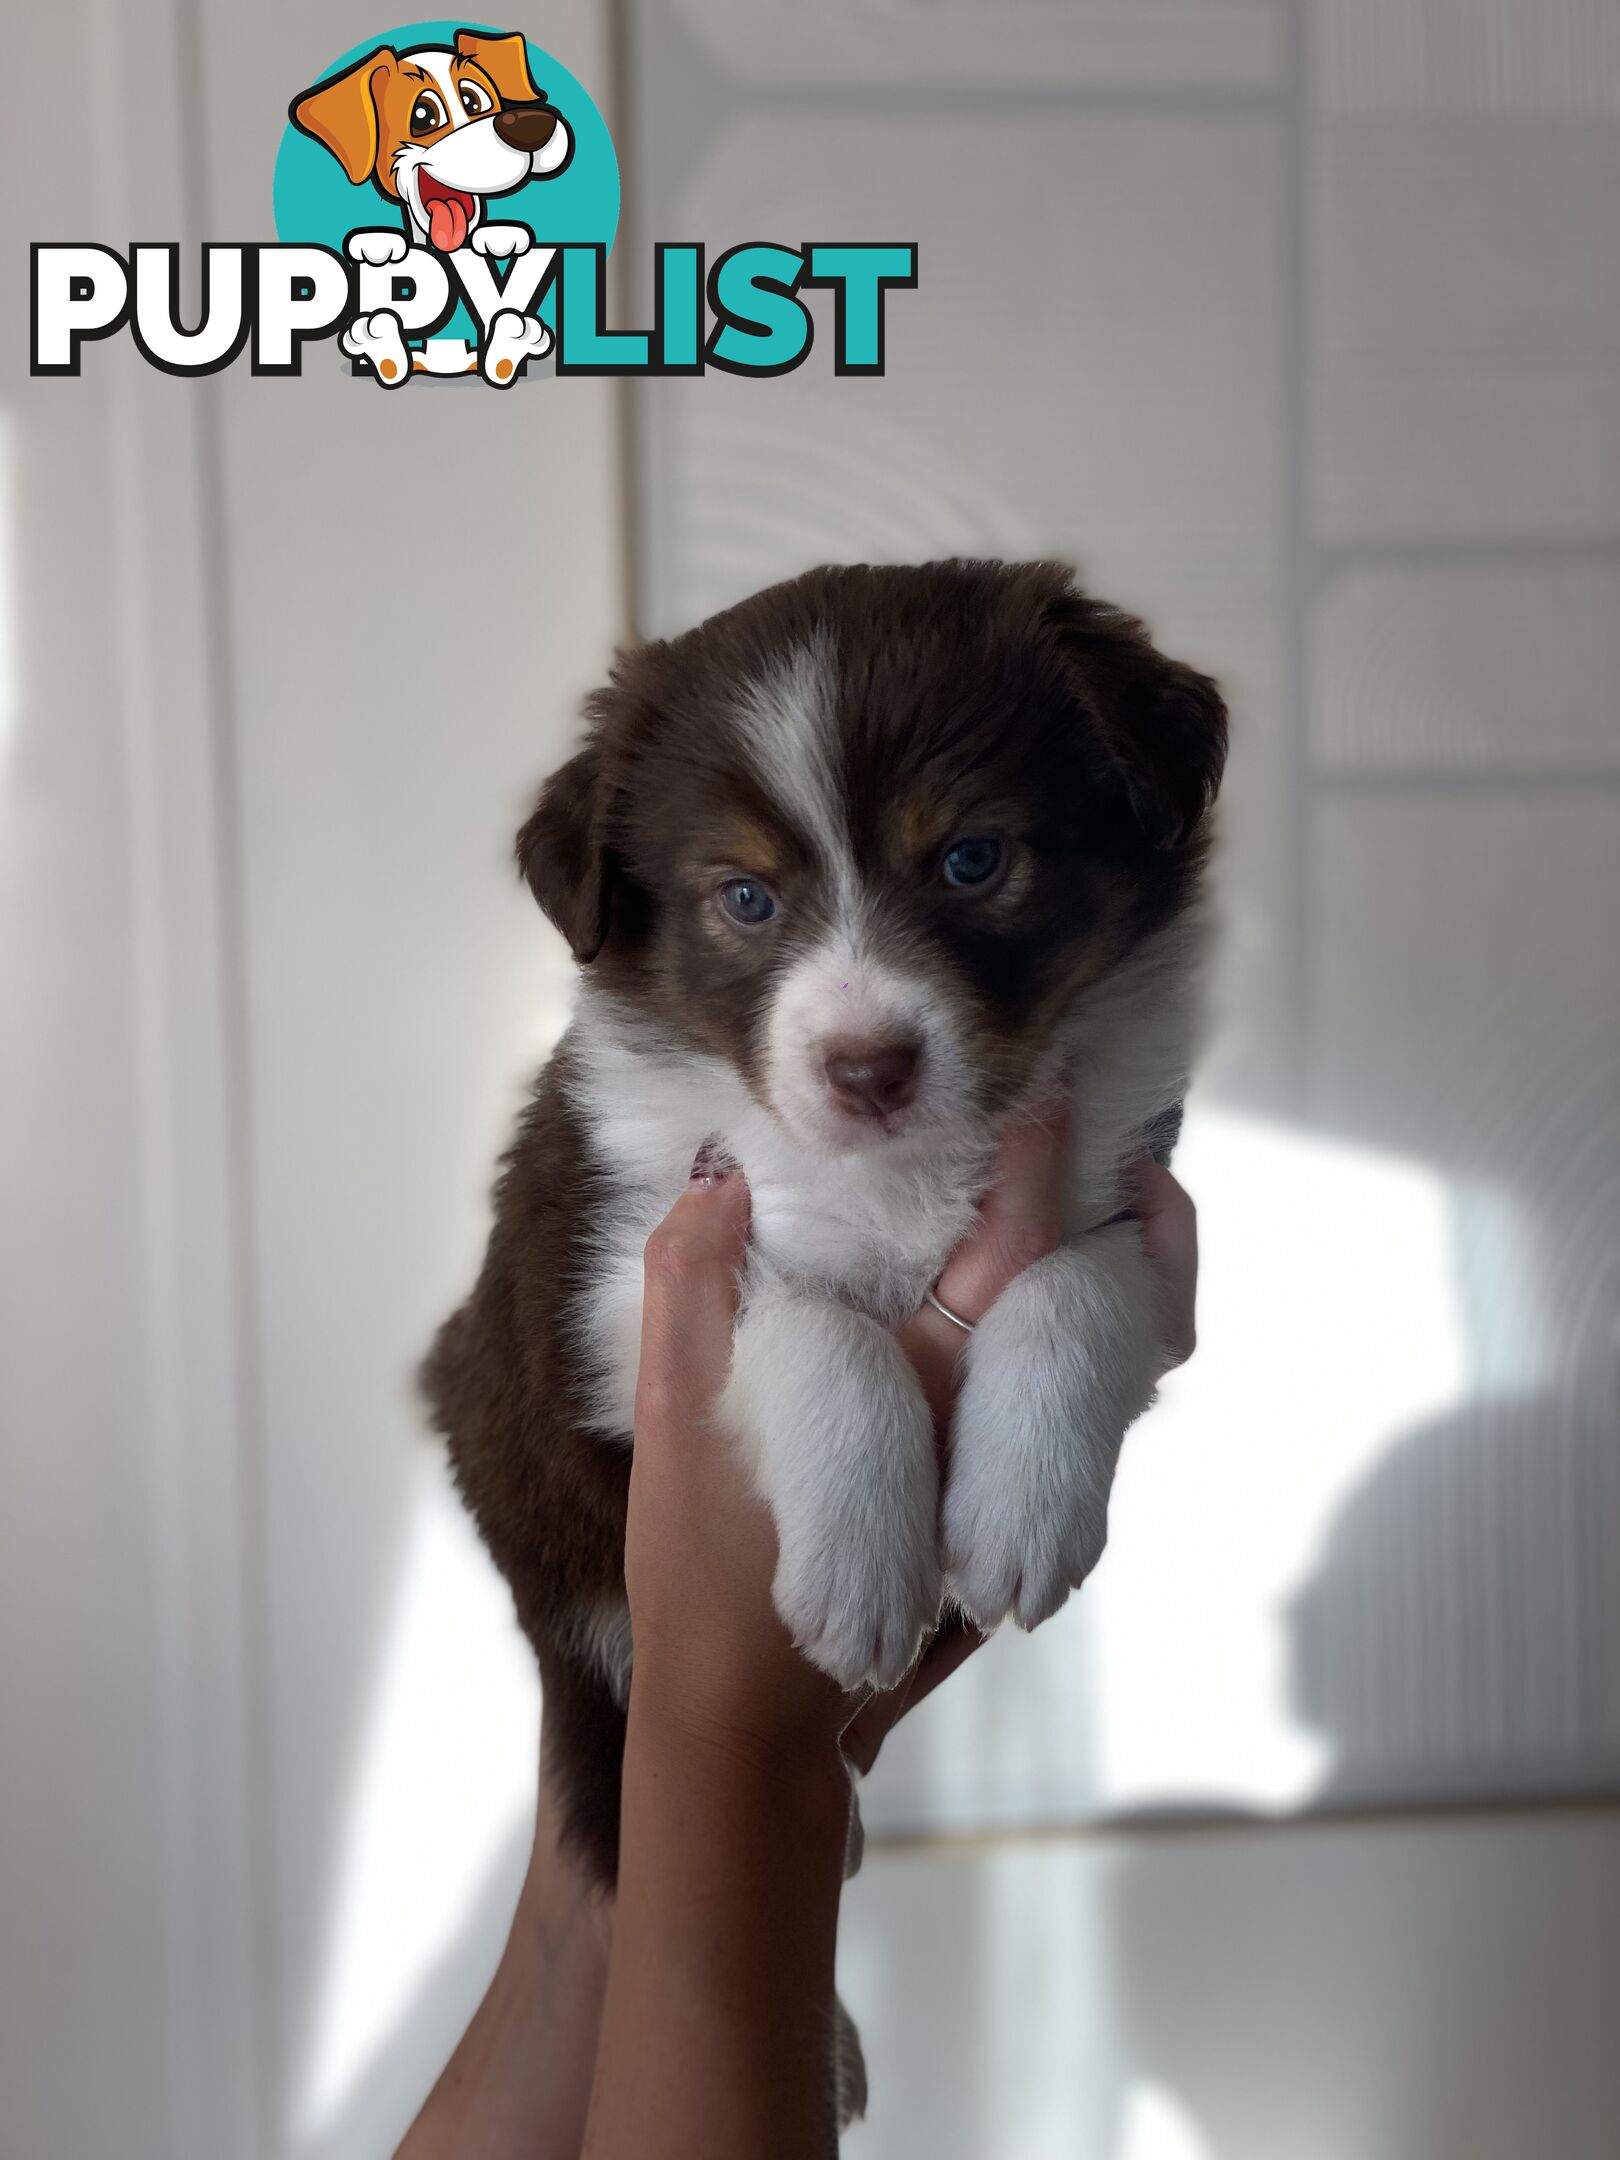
[1096,1395,1620,2160]
[1289,1396,1620,1810]
[841,1397,1620,2160]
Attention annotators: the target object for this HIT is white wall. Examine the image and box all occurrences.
[3,4,623,2155]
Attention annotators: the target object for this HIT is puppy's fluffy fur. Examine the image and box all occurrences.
[423,560,1226,1900]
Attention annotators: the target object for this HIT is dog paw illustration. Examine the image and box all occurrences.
[340,308,410,387]
[482,308,552,385]
[345,230,409,267]
[470,223,532,259]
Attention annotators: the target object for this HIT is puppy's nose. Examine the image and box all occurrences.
[493,104,560,154]
[823,1039,921,1119]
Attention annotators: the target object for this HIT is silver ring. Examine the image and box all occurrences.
[924,1283,975,1334]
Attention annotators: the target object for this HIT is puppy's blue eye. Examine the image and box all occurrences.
[720,877,777,925]
[941,837,1002,888]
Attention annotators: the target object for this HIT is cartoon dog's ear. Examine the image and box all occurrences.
[454,29,541,105]
[516,747,616,963]
[1043,584,1228,851]
[289,48,398,185]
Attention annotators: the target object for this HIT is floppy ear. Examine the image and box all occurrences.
[455,28,540,104]
[1046,593,1228,851]
[516,747,615,962]
[290,49,396,185]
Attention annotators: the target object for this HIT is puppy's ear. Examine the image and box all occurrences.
[1045,589,1227,851]
[290,49,396,185]
[454,29,541,104]
[516,747,615,963]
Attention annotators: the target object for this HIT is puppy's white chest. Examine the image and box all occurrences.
[745,1158,980,1317]
[573,1126,981,1441]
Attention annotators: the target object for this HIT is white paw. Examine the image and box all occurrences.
[942,1233,1160,1632]
[470,222,532,258]
[724,1294,940,1691]
[345,229,408,267]
[945,1461,1107,1633]
[773,1473,939,1690]
[481,307,551,385]
[339,308,410,387]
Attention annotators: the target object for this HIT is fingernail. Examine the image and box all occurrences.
[690,1138,729,1185]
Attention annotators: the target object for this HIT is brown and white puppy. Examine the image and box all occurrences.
[290,29,571,257]
[424,561,1226,1902]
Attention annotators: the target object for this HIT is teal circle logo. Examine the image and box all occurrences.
[273,20,617,375]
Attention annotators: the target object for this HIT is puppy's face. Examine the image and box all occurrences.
[520,562,1226,1155]
[289,31,571,251]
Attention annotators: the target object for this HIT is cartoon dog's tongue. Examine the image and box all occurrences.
[419,175,474,252]
[428,195,469,252]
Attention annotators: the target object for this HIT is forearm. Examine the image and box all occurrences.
[582,1681,850,2160]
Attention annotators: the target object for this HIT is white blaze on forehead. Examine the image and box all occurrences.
[737,635,975,1146]
[735,633,857,907]
[406,51,464,118]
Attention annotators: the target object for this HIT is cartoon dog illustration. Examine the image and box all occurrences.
[290,28,571,383]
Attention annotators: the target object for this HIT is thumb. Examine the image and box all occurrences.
[636,1149,751,1431]
[934,1101,1070,1326]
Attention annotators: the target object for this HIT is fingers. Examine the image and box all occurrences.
[887,1611,986,1720]
[635,1150,751,1432]
[839,1613,987,1775]
[1126,1153,1198,1369]
[895,1103,1068,1430]
[908,1101,1069,1365]
[971,1102,1069,1258]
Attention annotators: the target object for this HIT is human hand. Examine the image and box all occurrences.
[625,1125,1201,1770]
[625,1149,851,1764]
[404,1129,1199,2160]
[846,1121,1200,1771]
[1126,1151,1199,1371]
[624,1115,1070,1761]
[842,1105,1071,1769]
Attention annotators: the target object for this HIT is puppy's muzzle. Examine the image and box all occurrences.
[494,104,561,155]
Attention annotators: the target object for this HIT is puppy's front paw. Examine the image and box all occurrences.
[943,1234,1159,1632]
[345,229,409,267]
[482,307,552,384]
[944,1458,1106,1634]
[340,308,410,387]
[725,1298,940,1691]
[773,1478,939,1691]
[470,222,532,258]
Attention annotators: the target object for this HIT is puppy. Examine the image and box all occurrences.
[290,29,571,383]
[291,29,571,256]
[424,558,1225,1895]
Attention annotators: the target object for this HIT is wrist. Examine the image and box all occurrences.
[626,1668,852,1820]
[626,1603,850,1758]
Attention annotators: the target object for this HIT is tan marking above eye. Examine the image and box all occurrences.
[712,817,784,884]
[895,793,951,859]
